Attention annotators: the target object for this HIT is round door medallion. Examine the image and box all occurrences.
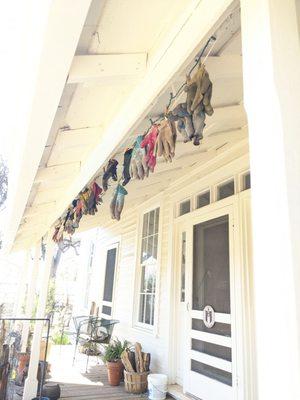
[203,305,215,328]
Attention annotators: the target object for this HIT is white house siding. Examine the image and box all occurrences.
[89,140,251,380]
[89,193,174,375]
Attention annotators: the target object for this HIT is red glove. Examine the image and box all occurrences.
[141,125,159,172]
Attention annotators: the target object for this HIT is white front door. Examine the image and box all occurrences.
[181,206,236,400]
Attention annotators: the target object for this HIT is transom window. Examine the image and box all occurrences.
[217,179,235,200]
[138,208,160,326]
[176,170,250,217]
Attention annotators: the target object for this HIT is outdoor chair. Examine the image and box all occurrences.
[72,316,119,371]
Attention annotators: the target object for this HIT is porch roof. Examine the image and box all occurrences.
[6,0,247,252]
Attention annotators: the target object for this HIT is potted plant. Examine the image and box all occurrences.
[102,338,129,386]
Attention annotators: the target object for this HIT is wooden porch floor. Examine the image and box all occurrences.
[48,345,170,400]
[55,364,149,400]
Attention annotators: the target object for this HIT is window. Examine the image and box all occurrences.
[196,190,210,209]
[180,232,186,302]
[102,246,118,317]
[217,179,235,200]
[242,172,251,190]
[179,200,191,216]
[138,208,160,326]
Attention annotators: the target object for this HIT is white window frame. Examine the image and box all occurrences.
[133,203,162,334]
[101,242,119,319]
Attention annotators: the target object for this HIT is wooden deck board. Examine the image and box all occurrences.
[48,345,170,400]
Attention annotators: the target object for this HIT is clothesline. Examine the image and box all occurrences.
[52,35,217,242]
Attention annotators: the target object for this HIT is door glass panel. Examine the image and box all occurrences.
[192,318,231,337]
[191,360,232,386]
[103,248,117,302]
[102,305,112,316]
[193,215,230,313]
[191,339,232,362]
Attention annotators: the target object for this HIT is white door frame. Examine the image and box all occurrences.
[171,192,253,399]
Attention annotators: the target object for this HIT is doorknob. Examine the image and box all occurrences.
[186,302,190,311]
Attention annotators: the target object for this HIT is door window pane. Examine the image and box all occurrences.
[196,191,210,209]
[191,360,232,386]
[193,215,230,313]
[217,180,234,200]
[103,248,117,302]
[191,339,232,362]
[192,318,231,337]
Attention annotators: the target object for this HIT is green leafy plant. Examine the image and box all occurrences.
[102,338,129,363]
[52,332,70,345]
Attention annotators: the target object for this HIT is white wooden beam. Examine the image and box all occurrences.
[35,162,80,183]
[24,202,56,217]
[5,0,92,253]
[67,53,147,84]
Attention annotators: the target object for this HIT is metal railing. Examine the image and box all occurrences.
[0,317,50,400]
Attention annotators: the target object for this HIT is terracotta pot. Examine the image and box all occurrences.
[17,353,30,374]
[107,360,124,386]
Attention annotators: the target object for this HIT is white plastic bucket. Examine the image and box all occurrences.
[148,374,168,400]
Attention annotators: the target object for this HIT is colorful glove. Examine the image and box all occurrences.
[122,148,133,186]
[130,135,149,179]
[155,119,177,162]
[110,184,128,221]
[87,182,103,215]
[141,125,159,172]
[102,159,118,191]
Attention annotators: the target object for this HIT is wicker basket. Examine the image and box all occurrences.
[124,370,150,394]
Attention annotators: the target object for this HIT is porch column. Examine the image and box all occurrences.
[21,244,40,353]
[240,1,300,399]
[23,236,55,400]
[14,250,31,316]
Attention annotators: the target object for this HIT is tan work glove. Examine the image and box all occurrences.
[185,64,213,115]
[155,119,177,162]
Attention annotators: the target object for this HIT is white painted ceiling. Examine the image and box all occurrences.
[14,1,247,250]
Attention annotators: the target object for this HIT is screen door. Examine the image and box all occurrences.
[185,210,234,400]
[101,244,118,318]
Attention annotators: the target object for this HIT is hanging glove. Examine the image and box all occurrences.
[192,103,206,146]
[79,188,90,215]
[185,64,213,114]
[203,81,213,116]
[155,119,177,162]
[75,199,84,225]
[141,125,159,172]
[130,135,149,180]
[110,184,128,221]
[87,182,103,215]
[168,103,194,142]
[102,159,118,191]
[122,148,133,186]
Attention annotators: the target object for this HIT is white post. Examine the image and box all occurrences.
[14,250,31,316]
[21,245,40,353]
[23,237,55,400]
[240,1,300,399]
